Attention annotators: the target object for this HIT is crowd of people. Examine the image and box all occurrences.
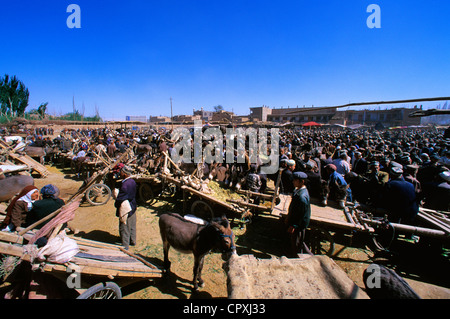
[276,127,450,229]
[276,126,450,256]
[1,124,449,254]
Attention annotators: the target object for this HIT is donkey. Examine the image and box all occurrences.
[0,174,34,202]
[159,212,236,291]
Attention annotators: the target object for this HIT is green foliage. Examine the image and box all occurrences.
[214,105,224,112]
[37,102,48,119]
[0,74,29,116]
[56,111,102,122]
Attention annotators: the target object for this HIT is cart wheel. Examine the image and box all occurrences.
[307,227,335,256]
[191,200,214,220]
[76,282,122,299]
[86,183,112,206]
[370,223,396,253]
[138,183,155,205]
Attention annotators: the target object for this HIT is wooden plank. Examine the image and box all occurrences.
[70,256,147,270]
[360,217,449,239]
[119,247,161,270]
[0,231,24,244]
[310,215,364,231]
[77,245,130,257]
[69,236,124,250]
[7,153,49,177]
[42,263,162,279]
[416,212,450,234]
[227,199,271,212]
[0,241,29,259]
[0,241,162,279]
[161,174,183,187]
[236,189,274,200]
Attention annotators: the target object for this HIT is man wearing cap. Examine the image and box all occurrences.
[280,159,296,195]
[114,165,137,250]
[383,166,418,225]
[285,171,311,257]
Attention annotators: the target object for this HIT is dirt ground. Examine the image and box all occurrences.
[33,164,450,299]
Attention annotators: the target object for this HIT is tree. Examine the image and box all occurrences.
[37,102,48,119]
[214,105,224,112]
[0,74,30,116]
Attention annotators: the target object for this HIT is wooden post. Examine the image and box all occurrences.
[163,151,183,173]
[360,217,449,239]
[271,169,283,211]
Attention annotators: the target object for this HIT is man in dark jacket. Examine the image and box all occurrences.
[304,162,323,200]
[425,170,450,211]
[352,151,368,175]
[384,167,419,225]
[285,172,311,257]
[115,165,137,250]
[25,184,65,230]
[280,159,296,194]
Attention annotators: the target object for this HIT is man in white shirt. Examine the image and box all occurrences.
[332,151,351,176]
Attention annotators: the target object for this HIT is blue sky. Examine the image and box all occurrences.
[1,1,449,120]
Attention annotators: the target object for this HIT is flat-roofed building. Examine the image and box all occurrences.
[193,107,214,121]
[267,106,336,124]
[149,116,171,123]
[249,106,271,122]
[331,106,422,127]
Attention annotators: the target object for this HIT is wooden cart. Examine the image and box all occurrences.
[0,230,163,299]
[222,170,450,255]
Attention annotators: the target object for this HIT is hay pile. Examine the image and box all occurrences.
[207,180,242,202]
[224,254,369,299]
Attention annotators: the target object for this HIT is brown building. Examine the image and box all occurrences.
[249,105,423,127]
[211,110,234,123]
[173,114,201,123]
[250,105,336,124]
[149,116,171,123]
[331,106,422,127]
[249,106,271,122]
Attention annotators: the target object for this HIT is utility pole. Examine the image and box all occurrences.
[73,96,76,121]
[170,97,173,130]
